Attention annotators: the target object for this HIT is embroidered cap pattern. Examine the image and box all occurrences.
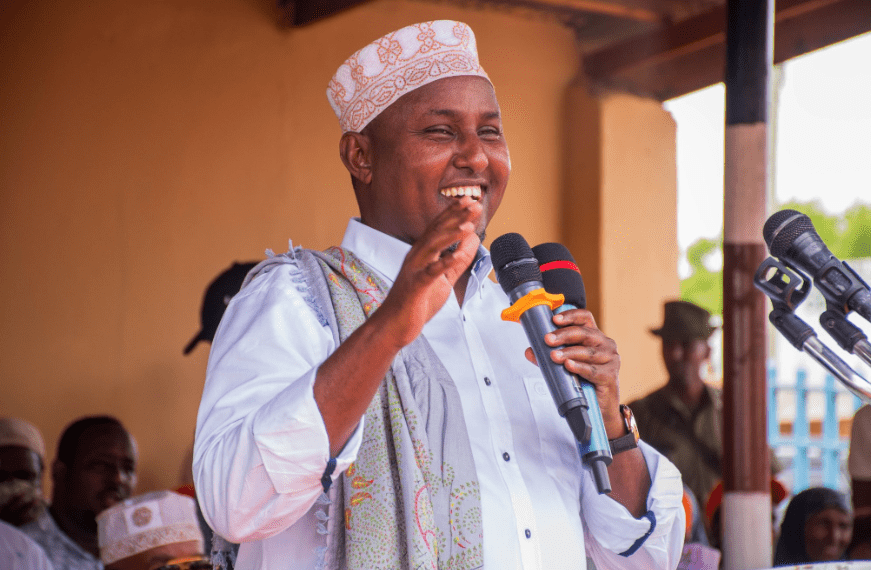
[327,20,491,133]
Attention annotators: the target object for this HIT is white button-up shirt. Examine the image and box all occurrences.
[194,219,685,570]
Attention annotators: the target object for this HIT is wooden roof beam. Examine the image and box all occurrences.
[506,0,666,22]
[583,0,871,100]
[278,0,370,26]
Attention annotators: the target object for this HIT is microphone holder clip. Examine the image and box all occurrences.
[812,258,869,315]
[820,304,868,353]
[753,257,812,311]
[754,257,816,349]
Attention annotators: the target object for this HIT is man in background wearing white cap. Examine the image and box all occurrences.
[195,20,684,570]
[0,418,47,528]
[97,490,207,570]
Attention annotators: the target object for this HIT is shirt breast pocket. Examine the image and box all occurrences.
[521,375,583,499]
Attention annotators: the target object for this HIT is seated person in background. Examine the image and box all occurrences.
[97,490,207,570]
[22,416,138,570]
[183,261,259,357]
[848,404,871,559]
[0,519,55,570]
[0,418,47,527]
[774,486,853,566]
[683,484,710,547]
[678,485,721,570]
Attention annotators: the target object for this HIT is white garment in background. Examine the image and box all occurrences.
[0,520,54,570]
[194,218,685,570]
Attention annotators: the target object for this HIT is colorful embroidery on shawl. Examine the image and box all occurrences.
[310,247,483,570]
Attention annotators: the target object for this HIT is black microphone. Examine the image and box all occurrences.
[490,233,592,446]
[763,209,871,323]
[532,242,612,494]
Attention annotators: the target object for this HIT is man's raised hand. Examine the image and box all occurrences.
[377,196,482,349]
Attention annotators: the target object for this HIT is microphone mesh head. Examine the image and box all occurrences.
[490,233,541,293]
[532,242,586,309]
[763,209,814,258]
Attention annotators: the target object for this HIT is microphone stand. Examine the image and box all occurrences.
[819,307,871,370]
[754,257,871,404]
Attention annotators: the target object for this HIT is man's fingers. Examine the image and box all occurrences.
[407,199,481,280]
[439,228,480,280]
[553,308,597,329]
[525,347,538,366]
[545,325,609,352]
[551,343,614,365]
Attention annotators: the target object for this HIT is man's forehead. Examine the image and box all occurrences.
[379,76,500,124]
[421,108,502,120]
[77,426,136,456]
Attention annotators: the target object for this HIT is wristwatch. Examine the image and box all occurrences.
[608,404,640,455]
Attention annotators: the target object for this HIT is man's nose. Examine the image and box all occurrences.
[454,134,488,172]
[107,466,123,484]
[106,464,132,486]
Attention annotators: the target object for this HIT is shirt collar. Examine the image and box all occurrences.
[340,218,409,283]
[340,218,493,294]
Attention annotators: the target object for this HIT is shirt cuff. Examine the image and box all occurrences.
[251,366,365,494]
[581,440,684,555]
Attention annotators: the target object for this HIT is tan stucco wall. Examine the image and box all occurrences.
[561,86,680,403]
[599,93,680,401]
[1,0,677,495]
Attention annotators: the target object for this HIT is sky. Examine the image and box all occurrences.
[664,32,871,268]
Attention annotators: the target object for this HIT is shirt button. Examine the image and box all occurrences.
[484,377,492,386]
[503,452,510,461]
[525,529,532,539]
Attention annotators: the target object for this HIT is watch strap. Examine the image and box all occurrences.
[609,404,640,455]
[609,431,638,455]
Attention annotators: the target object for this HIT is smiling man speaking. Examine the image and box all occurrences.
[193,20,685,570]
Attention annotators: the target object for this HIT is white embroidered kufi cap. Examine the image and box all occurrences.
[0,417,45,459]
[97,490,204,564]
[327,20,491,133]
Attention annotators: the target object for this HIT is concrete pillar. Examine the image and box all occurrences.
[562,82,681,402]
[722,0,773,568]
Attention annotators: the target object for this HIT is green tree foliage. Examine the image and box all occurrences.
[681,201,871,317]
[680,237,723,317]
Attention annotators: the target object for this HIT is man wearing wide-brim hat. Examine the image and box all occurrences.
[629,300,722,512]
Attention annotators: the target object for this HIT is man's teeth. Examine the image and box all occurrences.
[440,186,482,199]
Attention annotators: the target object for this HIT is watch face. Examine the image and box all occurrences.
[621,405,640,443]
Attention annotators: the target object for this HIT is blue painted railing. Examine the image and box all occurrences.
[767,364,862,494]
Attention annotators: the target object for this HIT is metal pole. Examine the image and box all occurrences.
[722,1,773,569]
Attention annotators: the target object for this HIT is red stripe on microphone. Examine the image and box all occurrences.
[540,260,580,273]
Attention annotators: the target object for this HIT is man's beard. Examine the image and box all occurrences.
[444,230,486,254]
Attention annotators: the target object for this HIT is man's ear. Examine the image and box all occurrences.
[339,131,372,185]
